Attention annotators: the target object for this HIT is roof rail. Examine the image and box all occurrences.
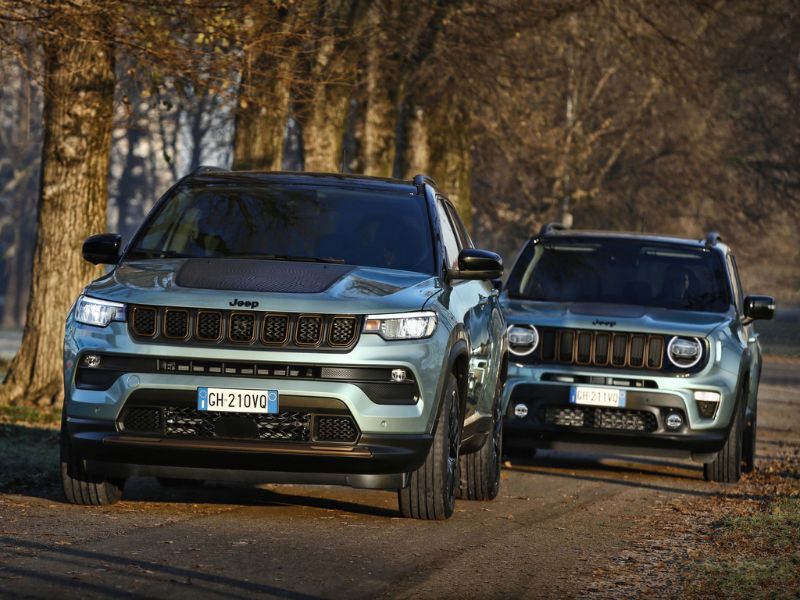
[191,165,229,176]
[412,174,437,193]
[704,231,722,247]
[538,222,567,238]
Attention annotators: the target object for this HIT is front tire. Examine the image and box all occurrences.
[61,426,124,505]
[742,401,757,473]
[458,382,503,501]
[398,373,462,520]
[703,390,745,483]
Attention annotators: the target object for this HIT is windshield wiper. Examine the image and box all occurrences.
[224,253,345,264]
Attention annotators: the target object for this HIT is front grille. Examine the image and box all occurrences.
[315,416,359,442]
[545,406,657,432]
[128,306,361,351]
[539,328,665,370]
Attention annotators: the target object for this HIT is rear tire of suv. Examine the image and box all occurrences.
[742,401,757,474]
[458,381,502,501]
[703,389,745,483]
[61,431,124,506]
[398,373,461,520]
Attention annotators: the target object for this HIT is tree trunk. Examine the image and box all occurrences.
[401,104,473,231]
[361,3,397,177]
[297,0,360,173]
[0,20,115,407]
[232,5,307,172]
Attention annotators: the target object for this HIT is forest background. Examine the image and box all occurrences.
[0,0,798,405]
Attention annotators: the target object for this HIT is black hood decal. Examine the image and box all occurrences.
[175,258,355,294]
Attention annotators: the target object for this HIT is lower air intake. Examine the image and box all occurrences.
[316,416,359,443]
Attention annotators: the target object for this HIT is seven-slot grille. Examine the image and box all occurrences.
[129,306,360,350]
[538,328,665,370]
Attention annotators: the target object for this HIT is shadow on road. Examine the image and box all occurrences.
[503,451,771,500]
[0,536,324,600]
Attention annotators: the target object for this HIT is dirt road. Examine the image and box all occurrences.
[0,360,796,600]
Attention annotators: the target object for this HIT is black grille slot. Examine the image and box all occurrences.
[120,407,162,432]
[316,416,359,442]
[576,332,592,364]
[132,306,157,337]
[229,313,256,342]
[296,316,323,345]
[329,317,357,347]
[545,406,657,432]
[196,311,222,341]
[611,334,627,366]
[262,314,289,344]
[647,337,664,368]
[164,309,189,339]
[537,328,666,370]
[629,335,646,367]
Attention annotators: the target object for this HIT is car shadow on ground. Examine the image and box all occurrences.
[503,450,770,500]
[0,423,399,518]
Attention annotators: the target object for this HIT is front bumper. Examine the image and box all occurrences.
[501,363,736,459]
[67,416,431,489]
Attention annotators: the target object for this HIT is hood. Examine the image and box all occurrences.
[502,298,733,338]
[84,258,442,314]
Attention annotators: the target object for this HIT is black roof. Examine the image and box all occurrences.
[186,169,418,195]
[536,228,730,251]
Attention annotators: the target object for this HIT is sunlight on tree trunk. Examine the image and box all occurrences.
[0,19,114,407]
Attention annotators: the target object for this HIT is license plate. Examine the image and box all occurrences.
[197,387,279,414]
[570,386,626,408]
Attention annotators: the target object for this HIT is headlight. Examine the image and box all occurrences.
[507,324,538,356]
[74,295,126,327]
[667,336,703,368]
[364,311,437,340]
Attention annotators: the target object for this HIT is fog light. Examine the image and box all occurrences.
[82,354,101,368]
[391,368,407,382]
[665,412,683,430]
[514,403,529,418]
[694,391,721,419]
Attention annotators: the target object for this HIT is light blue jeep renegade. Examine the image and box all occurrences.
[61,169,507,519]
[501,224,775,483]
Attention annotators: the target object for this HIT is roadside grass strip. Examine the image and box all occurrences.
[691,497,800,599]
[0,418,60,492]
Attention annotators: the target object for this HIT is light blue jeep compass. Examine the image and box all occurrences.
[501,224,775,483]
[62,169,508,519]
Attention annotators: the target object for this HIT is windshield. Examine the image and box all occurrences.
[127,183,435,274]
[506,239,731,313]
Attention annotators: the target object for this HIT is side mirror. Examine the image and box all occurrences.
[82,233,122,265]
[447,249,503,281]
[743,295,775,321]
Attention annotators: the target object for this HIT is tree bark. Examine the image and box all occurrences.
[361,3,397,177]
[232,5,303,172]
[0,17,115,407]
[297,0,360,173]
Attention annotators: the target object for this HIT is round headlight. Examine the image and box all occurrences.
[667,336,703,368]
[508,324,539,356]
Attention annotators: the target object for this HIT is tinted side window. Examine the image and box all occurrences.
[443,200,473,249]
[727,254,744,313]
[435,199,460,269]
